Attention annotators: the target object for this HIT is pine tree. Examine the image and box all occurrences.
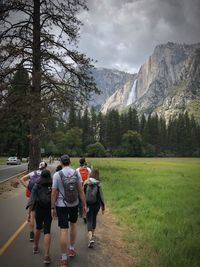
[1,0,98,169]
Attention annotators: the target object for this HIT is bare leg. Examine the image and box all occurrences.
[29,211,35,232]
[88,230,93,241]
[60,228,68,253]
[70,223,77,246]
[44,234,51,257]
[34,229,41,247]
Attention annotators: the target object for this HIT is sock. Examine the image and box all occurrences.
[69,245,75,250]
[61,253,67,260]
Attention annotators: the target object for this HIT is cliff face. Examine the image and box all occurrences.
[100,42,200,122]
[89,68,135,110]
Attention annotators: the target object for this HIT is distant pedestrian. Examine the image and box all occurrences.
[49,155,52,164]
[76,158,91,221]
[20,161,47,242]
[84,168,105,248]
[27,169,52,264]
[51,154,87,267]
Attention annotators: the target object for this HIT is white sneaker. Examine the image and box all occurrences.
[88,238,95,248]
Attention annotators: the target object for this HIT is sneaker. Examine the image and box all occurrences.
[88,238,95,248]
[60,259,68,267]
[29,231,34,242]
[43,256,51,264]
[33,246,39,254]
[68,248,76,257]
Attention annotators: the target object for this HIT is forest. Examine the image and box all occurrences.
[1,68,200,158]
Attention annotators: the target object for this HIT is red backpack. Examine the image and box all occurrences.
[79,167,89,183]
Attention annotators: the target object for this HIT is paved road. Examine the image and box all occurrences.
[0,164,28,182]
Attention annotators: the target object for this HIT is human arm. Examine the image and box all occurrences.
[78,183,87,214]
[20,174,30,188]
[99,185,105,213]
[51,188,58,219]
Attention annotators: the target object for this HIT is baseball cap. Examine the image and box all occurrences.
[39,161,46,169]
[60,154,70,165]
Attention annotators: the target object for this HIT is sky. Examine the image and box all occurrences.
[78,0,200,73]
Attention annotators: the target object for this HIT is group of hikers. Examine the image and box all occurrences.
[20,155,105,267]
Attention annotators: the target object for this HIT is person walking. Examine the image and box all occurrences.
[84,168,105,248]
[51,154,87,267]
[27,169,52,264]
[76,158,91,221]
[20,161,47,241]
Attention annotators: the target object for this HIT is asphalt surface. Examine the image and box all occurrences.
[0,163,97,267]
[0,164,28,183]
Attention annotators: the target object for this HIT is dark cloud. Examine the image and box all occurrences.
[78,0,200,73]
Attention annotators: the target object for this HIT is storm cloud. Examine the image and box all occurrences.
[78,0,200,73]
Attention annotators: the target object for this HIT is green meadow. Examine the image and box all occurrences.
[73,158,200,267]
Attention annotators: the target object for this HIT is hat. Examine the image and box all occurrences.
[79,157,86,165]
[39,161,46,169]
[39,169,52,184]
[60,154,70,165]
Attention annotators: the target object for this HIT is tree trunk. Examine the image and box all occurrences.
[29,0,41,170]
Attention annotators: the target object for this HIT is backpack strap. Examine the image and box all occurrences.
[57,170,67,206]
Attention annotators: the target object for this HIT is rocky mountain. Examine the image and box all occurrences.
[99,42,200,122]
[89,68,135,110]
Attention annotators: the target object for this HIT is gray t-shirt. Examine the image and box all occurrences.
[52,166,82,207]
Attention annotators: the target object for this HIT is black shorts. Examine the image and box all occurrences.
[56,206,78,229]
[35,207,52,234]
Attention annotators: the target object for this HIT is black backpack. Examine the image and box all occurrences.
[86,183,99,205]
[37,185,52,208]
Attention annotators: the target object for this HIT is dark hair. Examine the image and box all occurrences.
[79,157,86,166]
[39,169,52,185]
[60,154,70,166]
[89,168,99,180]
[56,165,62,172]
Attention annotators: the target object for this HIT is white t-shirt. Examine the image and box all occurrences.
[52,166,82,207]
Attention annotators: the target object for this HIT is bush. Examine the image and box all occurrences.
[86,142,106,157]
[143,143,156,157]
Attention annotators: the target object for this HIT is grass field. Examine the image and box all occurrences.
[0,157,7,165]
[72,158,200,267]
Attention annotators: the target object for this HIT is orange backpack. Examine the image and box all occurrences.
[79,167,89,183]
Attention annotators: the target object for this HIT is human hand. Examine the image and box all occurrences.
[82,205,87,215]
[51,208,57,220]
[27,213,31,222]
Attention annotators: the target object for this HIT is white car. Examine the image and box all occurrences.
[7,157,21,165]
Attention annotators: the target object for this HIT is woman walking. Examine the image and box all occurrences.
[27,169,52,264]
[84,168,105,248]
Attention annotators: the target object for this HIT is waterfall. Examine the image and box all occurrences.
[126,79,137,106]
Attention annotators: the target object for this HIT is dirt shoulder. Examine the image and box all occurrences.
[88,208,137,267]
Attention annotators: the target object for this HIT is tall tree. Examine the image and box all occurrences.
[0,66,30,157]
[1,0,98,169]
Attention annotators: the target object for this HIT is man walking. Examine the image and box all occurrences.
[51,154,87,267]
